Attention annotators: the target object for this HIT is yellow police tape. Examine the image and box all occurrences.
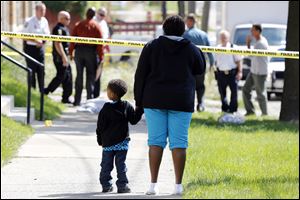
[1,51,140,57]
[1,31,299,59]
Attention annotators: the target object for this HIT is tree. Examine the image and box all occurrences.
[188,1,196,14]
[279,1,299,122]
[178,1,185,18]
[161,1,167,21]
[201,1,211,32]
[43,1,87,17]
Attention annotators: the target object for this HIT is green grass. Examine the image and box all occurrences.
[183,112,299,199]
[1,58,65,120]
[1,115,34,166]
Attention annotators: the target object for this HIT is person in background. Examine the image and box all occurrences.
[95,8,110,40]
[44,11,72,104]
[23,3,50,92]
[69,7,103,106]
[183,13,214,112]
[214,30,243,113]
[243,24,269,116]
[94,7,110,98]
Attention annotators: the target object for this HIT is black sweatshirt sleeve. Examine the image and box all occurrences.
[134,42,152,107]
[126,103,144,125]
[96,105,107,146]
[193,47,206,76]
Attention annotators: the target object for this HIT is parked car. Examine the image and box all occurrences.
[266,49,285,100]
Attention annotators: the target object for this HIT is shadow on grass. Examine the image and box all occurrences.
[191,114,299,134]
[185,175,299,189]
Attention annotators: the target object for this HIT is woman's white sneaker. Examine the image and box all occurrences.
[172,184,183,195]
[145,183,159,195]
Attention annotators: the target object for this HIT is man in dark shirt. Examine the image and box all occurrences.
[69,7,103,106]
[44,11,72,103]
[183,14,214,112]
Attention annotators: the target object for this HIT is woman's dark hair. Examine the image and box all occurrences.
[107,79,128,98]
[252,24,262,33]
[163,15,185,36]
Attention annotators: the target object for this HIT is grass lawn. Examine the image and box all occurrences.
[1,58,65,120]
[1,115,34,166]
[184,112,299,199]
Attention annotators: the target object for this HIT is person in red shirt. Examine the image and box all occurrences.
[69,7,103,106]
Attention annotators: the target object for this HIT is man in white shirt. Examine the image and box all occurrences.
[215,30,243,113]
[95,8,109,39]
[243,24,269,116]
[23,3,50,92]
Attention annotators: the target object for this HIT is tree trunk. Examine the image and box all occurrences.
[161,1,167,21]
[188,1,196,14]
[178,1,185,18]
[279,1,299,122]
[201,1,211,32]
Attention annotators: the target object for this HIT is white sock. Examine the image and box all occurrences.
[150,183,157,188]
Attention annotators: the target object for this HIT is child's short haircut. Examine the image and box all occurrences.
[107,79,128,98]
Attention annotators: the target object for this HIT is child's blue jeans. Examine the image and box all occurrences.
[99,150,128,189]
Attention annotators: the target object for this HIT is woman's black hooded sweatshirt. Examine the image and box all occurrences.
[134,35,206,112]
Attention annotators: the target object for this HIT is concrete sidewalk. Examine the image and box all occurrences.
[1,106,180,199]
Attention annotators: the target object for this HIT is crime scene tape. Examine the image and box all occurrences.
[1,51,140,57]
[1,31,299,59]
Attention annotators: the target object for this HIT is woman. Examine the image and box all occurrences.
[134,15,206,195]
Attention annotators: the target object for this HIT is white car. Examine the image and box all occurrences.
[266,52,285,100]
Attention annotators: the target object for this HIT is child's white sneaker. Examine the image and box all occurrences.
[145,183,159,195]
[172,184,183,195]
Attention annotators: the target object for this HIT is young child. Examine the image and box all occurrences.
[96,79,143,193]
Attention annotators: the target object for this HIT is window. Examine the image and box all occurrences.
[233,27,286,46]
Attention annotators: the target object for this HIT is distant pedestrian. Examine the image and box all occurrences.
[44,11,72,104]
[23,3,50,92]
[183,13,214,112]
[96,79,143,193]
[95,8,110,40]
[215,30,243,113]
[69,7,103,106]
[243,24,269,116]
[94,7,110,98]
